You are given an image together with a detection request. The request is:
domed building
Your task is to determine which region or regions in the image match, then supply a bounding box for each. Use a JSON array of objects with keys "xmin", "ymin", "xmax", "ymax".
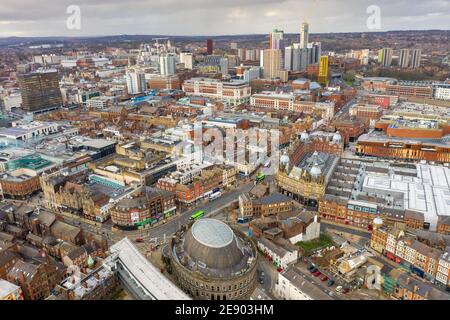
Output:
[
  {"xmin": 300, "ymin": 131, "xmax": 310, "ymax": 142},
  {"xmin": 169, "ymin": 219, "xmax": 257, "ymax": 300},
  {"xmin": 332, "ymin": 131, "xmax": 342, "ymax": 144}
]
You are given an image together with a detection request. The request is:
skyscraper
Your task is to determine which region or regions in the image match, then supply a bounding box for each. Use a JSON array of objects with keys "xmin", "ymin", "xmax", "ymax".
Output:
[
  {"xmin": 219, "ymin": 58, "xmax": 229, "ymax": 75},
  {"xmin": 180, "ymin": 51, "xmax": 193, "ymax": 69},
  {"xmin": 262, "ymin": 49, "xmax": 281, "ymax": 80},
  {"xmin": 160, "ymin": 53, "xmax": 176, "ymax": 76},
  {"xmin": 410, "ymin": 49, "xmax": 422, "ymax": 69},
  {"xmin": 269, "ymin": 29, "xmax": 284, "ymax": 50},
  {"xmin": 300, "ymin": 22, "xmax": 309, "ymax": 49},
  {"xmin": 318, "ymin": 55, "xmax": 329, "ymax": 85},
  {"xmin": 18, "ymin": 69, "xmax": 62, "ymax": 112},
  {"xmin": 308, "ymin": 42, "xmax": 322, "ymax": 65},
  {"xmin": 379, "ymin": 48, "xmax": 393, "ymax": 67},
  {"xmin": 125, "ymin": 70, "xmax": 147, "ymax": 95},
  {"xmin": 269, "ymin": 29, "xmax": 285, "ymax": 68},
  {"xmin": 284, "ymin": 46, "xmax": 293, "ymax": 71},
  {"xmin": 398, "ymin": 49, "xmax": 410, "ymax": 68},
  {"xmin": 245, "ymin": 49, "xmax": 256, "ymax": 61},
  {"xmin": 238, "ymin": 48, "xmax": 246, "ymax": 61},
  {"xmin": 207, "ymin": 39, "xmax": 213, "ymax": 55}
]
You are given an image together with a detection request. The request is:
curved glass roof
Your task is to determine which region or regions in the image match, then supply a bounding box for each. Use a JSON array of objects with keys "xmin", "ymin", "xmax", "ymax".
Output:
[{"xmin": 191, "ymin": 219, "xmax": 233, "ymax": 248}]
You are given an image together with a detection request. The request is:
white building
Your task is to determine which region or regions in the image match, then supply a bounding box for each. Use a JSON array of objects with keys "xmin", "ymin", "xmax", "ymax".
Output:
[
  {"xmin": 436, "ymin": 249, "xmax": 450, "ymax": 287},
  {"xmin": 86, "ymin": 96, "xmax": 117, "ymax": 109},
  {"xmin": 160, "ymin": 53, "xmax": 176, "ymax": 76},
  {"xmin": 257, "ymin": 237, "xmax": 298, "ymax": 270},
  {"xmin": 362, "ymin": 164, "xmax": 450, "ymax": 232},
  {"xmin": 125, "ymin": 71, "xmax": 147, "ymax": 95},
  {"xmin": 179, "ymin": 52, "xmax": 193, "ymax": 69},
  {"xmin": 243, "ymin": 67, "xmax": 261, "ymax": 83},
  {"xmin": 2, "ymin": 93, "xmax": 22, "ymax": 111},
  {"xmin": 433, "ymin": 83, "xmax": 450, "ymax": 101},
  {"xmin": 287, "ymin": 215, "xmax": 321, "ymax": 244},
  {"xmin": 0, "ymin": 121, "xmax": 59, "ymax": 141},
  {"xmin": 274, "ymin": 267, "xmax": 332, "ymax": 300},
  {"xmin": 182, "ymin": 77, "xmax": 251, "ymax": 106}
]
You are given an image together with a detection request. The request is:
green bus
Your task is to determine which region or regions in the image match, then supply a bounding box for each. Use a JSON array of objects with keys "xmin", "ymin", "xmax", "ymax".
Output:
[
  {"xmin": 256, "ymin": 173, "xmax": 265, "ymax": 183},
  {"xmin": 190, "ymin": 211, "xmax": 205, "ymax": 220}
]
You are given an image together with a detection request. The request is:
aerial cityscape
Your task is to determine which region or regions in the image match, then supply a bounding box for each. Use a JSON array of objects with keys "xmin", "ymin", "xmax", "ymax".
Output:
[{"xmin": 1, "ymin": 0, "xmax": 450, "ymax": 305}]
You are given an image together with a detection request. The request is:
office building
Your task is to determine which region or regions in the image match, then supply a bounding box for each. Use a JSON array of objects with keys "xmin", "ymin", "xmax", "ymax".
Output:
[
  {"xmin": 219, "ymin": 58, "xmax": 229, "ymax": 75},
  {"xmin": 238, "ymin": 48, "xmax": 246, "ymax": 61},
  {"xmin": 269, "ymin": 29, "xmax": 285, "ymax": 68},
  {"xmin": 433, "ymin": 83, "xmax": 450, "ymax": 101},
  {"xmin": 245, "ymin": 49, "xmax": 257, "ymax": 61},
  {"xmin": 18, "ymin": 69, "xmax": 63, "ymax": 113},
  {"xmin": 182, "ymin": 77, "xmax": 251, "ymax": 106},
  {"xmin": 207, "ymin": 39, "xmax": 213, "ymax": 55},
  {"xmin": 125, "ymin": 70, "xmax": 147, "ymax": 95},
  {"xmin": 285, "ymin": 44, "xmax": 307, "ymax": 71},
  {"xmin": 318, "ymin": 55, "xmax": 329, "ymax": 85},
  {"xmin": 269, "ymin": 29, "xmax": 284, "ymax": 50},
  {"xmin": 160, "ymin": 53, "xmax": 176, "ymax": 76},
  {"xmin": 284, "ymin": 46, "xmax": 293, "ymax": 71},
  {"xmin": 307, "ymin": 42, "xmax": 322, "ymax": 65},
  {"xmin": 300, "ymin": 22, "xmax": 309, "ymax": 49},
  {"xmin": 379, "ymin": 48, "xmax": 393, "ymax": 67},
  {"xmin": 262, "ymin": 49, "xmax": 282, "ymax": 80},
  {"xmin": 243, "ymin": 67, "xmax": 261, "ymax": 83},
  {"xmin": 180, "ymin": 51, "xmax": 193, "ymax": 69}
]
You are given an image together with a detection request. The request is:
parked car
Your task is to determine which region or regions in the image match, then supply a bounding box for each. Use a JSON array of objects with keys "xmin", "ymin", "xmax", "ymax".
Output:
[
  {"xmin": 135, "ymin": 237, "xmax": 144, "ymax": 243},
  {"xmin": 313, "ymin": 271, "xmax": 322, "ymax": 277},
  {"xmin": 320, "ymin": 275, "xmax": 329, "ymax": 282},
  {"xmin": 342, "ymin": 288, "xmax": 350, "ymax": 294},
  {"xmin": 335, "ymin": 286, "xmax": 343, "ymax": 292},
  {"xmin": 307, "ymin": 265, "xmax": 315, "ymax": 271},
  {"xmin": 327, "ymin": 279, "xmax": 335, "ymax": 287},
  {"xmin": 309, "ymin": 267, "xmax": 318, "ymax": 273}
]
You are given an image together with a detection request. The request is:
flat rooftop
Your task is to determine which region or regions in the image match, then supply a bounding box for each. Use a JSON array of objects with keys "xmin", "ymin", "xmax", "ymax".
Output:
[{"xmin": 363, "ymin": 164, "xmax": 450, "ymax": 231}]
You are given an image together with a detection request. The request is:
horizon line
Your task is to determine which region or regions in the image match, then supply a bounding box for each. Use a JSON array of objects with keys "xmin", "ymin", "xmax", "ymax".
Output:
[{"xmin": 1, "ymin": 29, "xmax": 449, "ymax": 40}]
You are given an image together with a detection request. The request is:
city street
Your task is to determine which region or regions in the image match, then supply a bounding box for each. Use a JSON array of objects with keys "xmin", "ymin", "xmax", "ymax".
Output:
[{"xmin": 110, "ymin": 180, "xmax": 256, "ymax": 244}]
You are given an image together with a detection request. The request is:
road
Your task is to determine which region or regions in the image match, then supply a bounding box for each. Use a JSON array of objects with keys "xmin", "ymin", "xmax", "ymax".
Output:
[
  {"xmin": 334, "ymin": 98, "xmax": 356, "ymax": 120},
  {"xmin": 111, "ymin": 180, "xmax": 256, "ymax": 243}
]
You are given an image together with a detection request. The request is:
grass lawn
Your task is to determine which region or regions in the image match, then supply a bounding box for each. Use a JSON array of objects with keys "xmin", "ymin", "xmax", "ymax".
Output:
[{"xmin": 296, "ymin": 234, "xmax": 334, "ymax": 256}]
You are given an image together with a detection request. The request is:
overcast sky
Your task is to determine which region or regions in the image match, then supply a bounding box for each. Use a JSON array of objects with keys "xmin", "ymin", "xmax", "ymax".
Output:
[{"xmin": 0, "ymin": 0, "xmax": 449, "ymax": 37}]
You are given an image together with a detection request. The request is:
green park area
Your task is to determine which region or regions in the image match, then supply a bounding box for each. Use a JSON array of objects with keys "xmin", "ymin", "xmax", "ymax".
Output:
[{"xmin": 296, "ymin": 234, "xmax": 334, "ymax": 256}]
